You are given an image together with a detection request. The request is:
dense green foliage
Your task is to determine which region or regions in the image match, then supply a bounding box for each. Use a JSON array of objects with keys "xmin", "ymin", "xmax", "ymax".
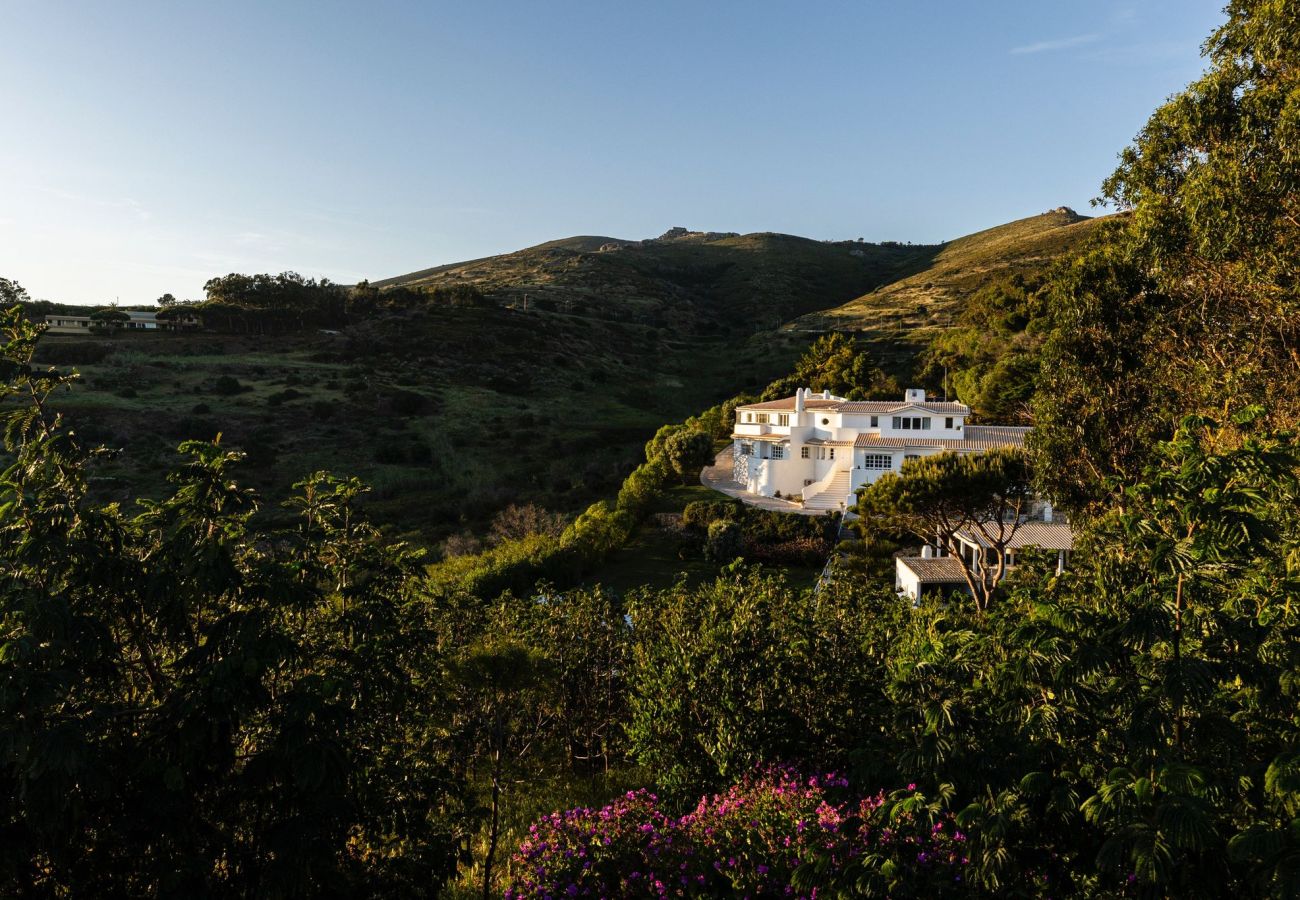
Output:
[
  {"xmin": 3, "ymin": 4, "xmax": 1299, "ymax": 896},
  {"xmin": 1032, "ymin": 0, "xmax": 1300, "ymax": 512},
  {"xmin": 856, "ymin": 448, "xmax": 1034, "ymax": 608},
  {"xmin": 919, "ymin": 274, "xmax": 1045, "ymax": 420},
  {"xmin": 761, "ymin": 333, "xmax": 900, "ymax": 401},
  {"xmin": 0, "ymin": 308, "xmax": 466, "ymax": 896}
]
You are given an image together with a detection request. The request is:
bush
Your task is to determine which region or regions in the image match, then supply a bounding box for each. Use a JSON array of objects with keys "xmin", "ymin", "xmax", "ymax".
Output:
[
  {"xmin": 682, "ymin": 499, "xmax": 743, "ymax": 529},
  {"xmin": 615, "ymin": 459, "xmax": 671, "ymax": 515},
  {"xmin": 309, "ymin": 400, "xmax": 334, "ymax": 420},
  {"xmin": 266, "ymin": 388, "xmax": 302, "ymax": 406},
  {"xmin": 703, "ymin": 519, "xmax": 742, "ymax": 563},
  {"xmin": 33, "ymin": 341, "xmax": 113, "ymax": 365},
  {"xmin": 374, "ymin": 435, "xmax": 432, "ymax": 466},
  {"xmin": 506, "ymin": 769, "xmax": 969, "ymax": 898},
  {"xmin": 213, "ymin": 375, "xmax": 242, "ymax": 396},
  {"xmin": 191, "ymin": 403, "xmax": 211, "ymax": 415},
  {"xmin": 387, "ymin": 388, "xmax": 428, "ymax": 415}
]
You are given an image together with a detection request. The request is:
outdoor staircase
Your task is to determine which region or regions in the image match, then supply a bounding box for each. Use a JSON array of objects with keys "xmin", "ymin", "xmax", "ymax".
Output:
[{"xmin": 801, "ymin": 471, "xmax": 851, "ymax": 511}]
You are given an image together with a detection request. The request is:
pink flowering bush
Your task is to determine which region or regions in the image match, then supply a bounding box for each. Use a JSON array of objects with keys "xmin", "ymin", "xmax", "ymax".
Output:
[{"xmin": 504, "ymin": 768, "xmax": 969, "ymax": 898}]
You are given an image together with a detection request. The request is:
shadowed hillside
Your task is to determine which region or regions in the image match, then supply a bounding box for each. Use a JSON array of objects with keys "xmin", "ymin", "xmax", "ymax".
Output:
[{"xmin": 375, "ymin": 228, "xmax": 937, "ymax": 332}]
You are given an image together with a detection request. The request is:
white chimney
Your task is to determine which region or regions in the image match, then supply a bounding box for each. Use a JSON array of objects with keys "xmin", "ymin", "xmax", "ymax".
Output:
[
  {"xmin": 794, "ymin": 388, "xmax": 805, "ymax": 416},
  {"xmin": 822, "ymin": 389, "xmax": 831, "ymax": 400},
  {"xmin": 1042, "ymin": 502, "xmax": 1054, "ymax": 523},
  {"xmin": 921, "ymin": 545, "xmax": 934, "ymax": 559},
  {"xmin": 905, "ymin": 387, "xmax": 926, "ymax": 403}
]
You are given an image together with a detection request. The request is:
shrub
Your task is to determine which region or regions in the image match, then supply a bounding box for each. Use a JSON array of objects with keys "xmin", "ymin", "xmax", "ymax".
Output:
[
  {"xmin": 506, "ymin": 768, "xmax": 969, "ymax": 898},
  {"xmin": 703, "ymin": 519, "xmax": 742, "ymax": 563},
  {"xmin": 266, "ymin": 388, "xmax": 302, "ymax": 406},
  {"xmin": 387, "ymin": 388, "xmax": 428, "ymax": 415},
  {"xmin": 191, "ymin": 403, "xmax": 211, "ymax": 415},
  {"xmin": 374, "ymin": 435, "xmax": 432, "ymax": 466},
  {"xmin": 682, "ymin": 499, "xmax": 743, "ymax": 529},
  {"xmin": 213, "ymin": 375, "xmax": 242, "ymax": 396},
  {"xmin": 309, "ymin": 400, "xmax": 334, "ymax": 420},
  {"xmin": 33, "ymin": 341, "xmax": 113, "ymax": 365}
]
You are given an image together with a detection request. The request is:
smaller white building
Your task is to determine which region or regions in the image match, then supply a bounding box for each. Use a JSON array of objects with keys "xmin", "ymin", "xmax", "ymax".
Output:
[
  {"xmin": 895, "ymin": 519, "xmax": 1075, "ymax": 601},
  {"xmin": 731, "ymin": 387, "xmax": 1028, "ymax": 510}
]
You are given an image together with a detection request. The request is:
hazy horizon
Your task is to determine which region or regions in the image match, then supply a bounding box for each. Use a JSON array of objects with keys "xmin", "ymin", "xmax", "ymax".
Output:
[{"xmin": 2, "ymin": 0, "xmax": 1225, "ymax": 305}]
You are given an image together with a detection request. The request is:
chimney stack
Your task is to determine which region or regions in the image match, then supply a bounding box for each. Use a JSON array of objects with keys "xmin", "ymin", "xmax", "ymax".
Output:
[
  {"xmin": 905, "ymin": 387, "xmax": 926, "ymax": 403},
  {"xmin": 794, "ymin": 388, "xmax": 806, "ymax": 415}
]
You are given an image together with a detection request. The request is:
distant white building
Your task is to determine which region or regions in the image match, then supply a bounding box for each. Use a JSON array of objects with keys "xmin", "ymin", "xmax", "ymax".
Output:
[
  {"xmin": 731, "ymin": 387, "xmax": 1029, "ymax": 510},
  {"xmin": 43, "ymin": 310, "xmax": 200, "ymax": 334}
]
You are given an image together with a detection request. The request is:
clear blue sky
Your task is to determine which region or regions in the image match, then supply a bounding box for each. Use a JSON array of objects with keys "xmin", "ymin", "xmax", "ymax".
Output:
[{"xmin": 1, "ymin": 0, "xmax": 1226, "ymax": 304}]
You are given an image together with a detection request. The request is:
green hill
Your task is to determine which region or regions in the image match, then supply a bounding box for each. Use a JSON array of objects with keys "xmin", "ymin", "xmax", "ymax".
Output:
[
  {"xmin": 375, "ymin": 227, "xmax": 935, "ymax": 332},
  {"xmin": 34, "ymin": 214, "xmax": 1097, "ymax": 550},
  {"xmin": 787, "ymin": 208, "xmax": 1109, "ymax": 347}
]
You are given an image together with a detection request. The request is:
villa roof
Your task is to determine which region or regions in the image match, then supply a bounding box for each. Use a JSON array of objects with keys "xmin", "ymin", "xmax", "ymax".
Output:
[
  {"xmin": 839, "ymin": 400, "xmax": 970, "ymax": 414},
  {"xmin": 853, "ymin": 425, "xmax": 1029, "ymax": 452},
  {"xmin": 897, "ymin": 556, "xmax": 969, "ymax": 583},
  {"xmin": 737, "ymin": 397, "xmax": 842, "ymax": 411},
  {"xmin": 960, "ymin": 521, "xmax": 1075, "ymax": 552},
  {"xmin": 736, "ymin": 394, "xmax": 970, "ymax": 415}
]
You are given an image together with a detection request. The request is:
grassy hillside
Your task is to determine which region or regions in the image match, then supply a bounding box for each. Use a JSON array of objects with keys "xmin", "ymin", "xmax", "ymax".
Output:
[
  {"xmin": 375, "ymin": 228, "xmax": 936, "ymax": 332},
  {"xmin": 42, "ymin": 225, "xmax": 927, "ymax": 547},
  {"xmin": 39, "ymin": 311, "xmax": 818, "ymax": 546},
  {"xmin": 34, "ymin": 214, "xmax": 1097, "ymax": 551},
  {"xmin": 787, "ymin": 208, "xmax": 1110, "ymax": 362}
]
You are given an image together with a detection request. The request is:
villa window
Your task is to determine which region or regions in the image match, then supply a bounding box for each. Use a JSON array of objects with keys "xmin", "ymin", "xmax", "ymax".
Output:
[
  {"xmin": 862, "ymin": 454, "xmax": 892, "ymax": 469},
  {"xmin": 892, "ymin": 416, "xmax": 928, "ymax": 430},
  {"xmin": 828, "ymin": 448, "xmax": 835, "ymax": 460},
  {"xmin": 777, "ymin": 413, "xmax": 790, "ymax": 426},
  {"xmin": 756, "ymin": 413, "xmax": 769, "ymax": 424},
  {"xmin": 740, "ymin": 442, "xmax": 754, "ymax": 456},
  {"xmin": 744, "ymin": 413, "xmax": 753, "ymax": 423},
  {"xmin": 905, "ymin": 454, "xmax": 920, "ymax": 462},
  {"xmin": 801, "ymin": 447, "xmax": 810, "ymax": 459},
  {"xmin": 870, "ymin": 415, "xmax": 878, "ymax": 427},
  {"xmin": 945, "ymin": 416, "xmax": 954, "ymax": 429},
  {"xmin": 771, "ymin": 445, "xmax": 785, "ymax": 460}
]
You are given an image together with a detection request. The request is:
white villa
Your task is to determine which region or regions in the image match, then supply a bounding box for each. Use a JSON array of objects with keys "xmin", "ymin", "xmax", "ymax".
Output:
[
  {"xmin": 728, "ymin": 386, "xmax": 1074, "ymax": 599},
  {"xmin": 731, "ymin": 387, "xmax": 1029, "ymax": 510}
]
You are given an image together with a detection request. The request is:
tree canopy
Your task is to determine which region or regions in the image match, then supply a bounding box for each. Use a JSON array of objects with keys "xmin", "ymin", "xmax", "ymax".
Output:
[{"xmin": 856, "ymin": 448, "xmax": 1034, "ymax": 608}]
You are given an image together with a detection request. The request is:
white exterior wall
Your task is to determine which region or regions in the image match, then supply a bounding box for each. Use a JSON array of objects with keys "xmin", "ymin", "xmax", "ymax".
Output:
[
  {"xmin": 732, "ymin": 389, "xmax": 998, "ymax": 503},
  {"xmin": 896, "ymin": 562, "xmax": 921, "ymax": 600},
  {"xmin": 842, "ymin": 408, "xmax": 967, "ymax": 440},
  {"xmin": 733, "ymin": 441, "xmax": 814, "ymax": 497}
]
